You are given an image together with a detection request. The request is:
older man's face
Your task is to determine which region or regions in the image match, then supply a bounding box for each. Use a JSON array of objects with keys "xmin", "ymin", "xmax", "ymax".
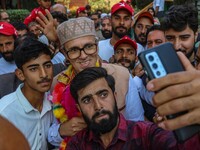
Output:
[{"xmin": 63, "ymin": 35, "xmax": 99, "ymax": 73}]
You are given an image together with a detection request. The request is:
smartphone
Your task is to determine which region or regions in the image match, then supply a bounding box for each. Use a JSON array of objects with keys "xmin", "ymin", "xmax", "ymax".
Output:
[{"xmin": 138, "ymin": 42, "xmax": 200, "ymax": 142}]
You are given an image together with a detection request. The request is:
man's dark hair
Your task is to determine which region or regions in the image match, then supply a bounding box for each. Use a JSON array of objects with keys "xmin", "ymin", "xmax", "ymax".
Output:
[
  {"xmin": 12, "ymin": 22, "xmax": 28, "ymax": 31},
  {"xmin": 14, "ymin": 36, "xmax": 51, "ymax": 70},
  {"xmin": 146, "ymin": 25, "xmax": 164, "ymax": 38},
  {"xmin": 161, "ymin": 4, "xmax": 198, "ymax": 33},
  {"xmin": 51, "ymin": 11, "xmax": 68, "ymax": 24},
  {"xmin": 91, "ymin": 12, "xmax": 101, "ymax": 19},
  {"xmin": 70, "ymin": 67, "xmax": 115, "ymax": 103}
]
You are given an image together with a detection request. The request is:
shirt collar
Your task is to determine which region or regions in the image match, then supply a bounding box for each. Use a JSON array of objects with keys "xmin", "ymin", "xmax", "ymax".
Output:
[{"xmin": 16, "ymin": 84, "xmax": 52, "ymax": 114}]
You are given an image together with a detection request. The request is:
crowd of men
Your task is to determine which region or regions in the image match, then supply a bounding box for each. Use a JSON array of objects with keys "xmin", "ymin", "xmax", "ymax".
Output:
[{"xmin": 0, "ymin": 0, "xmax": 200, "ymax": 149}]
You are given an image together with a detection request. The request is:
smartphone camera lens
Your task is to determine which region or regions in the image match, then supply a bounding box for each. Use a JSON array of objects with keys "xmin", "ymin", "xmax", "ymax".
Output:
[
  {"xmin": 156, "ymin": 71, "xmax": 161, "ymax": 76},
  {"xmin": 148, "ymin": 55, "xmax": 154, "ymax": 61},
  {"xmin": 152, "ymin": 63, "xmax": 158, "ymax": 69}
]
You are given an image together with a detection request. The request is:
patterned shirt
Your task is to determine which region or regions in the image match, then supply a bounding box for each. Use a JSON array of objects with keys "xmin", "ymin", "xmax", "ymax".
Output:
[{"xmin": 66, "ymin": 115, "xmax": 200, "ymax": 150}]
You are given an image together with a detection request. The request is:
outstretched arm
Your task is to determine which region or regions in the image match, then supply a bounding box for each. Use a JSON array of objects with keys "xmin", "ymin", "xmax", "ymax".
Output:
[{"xmin": 147, "ymin": 52, "xmax": 200, "ymax": 130}]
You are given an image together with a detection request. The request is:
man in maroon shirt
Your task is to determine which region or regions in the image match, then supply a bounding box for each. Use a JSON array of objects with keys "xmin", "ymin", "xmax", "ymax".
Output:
[{"xmin": 68, "ymin": 67, "xmax": 200, "ymax": 150}]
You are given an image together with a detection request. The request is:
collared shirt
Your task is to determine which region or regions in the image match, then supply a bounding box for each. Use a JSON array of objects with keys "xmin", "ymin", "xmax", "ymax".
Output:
[
  {"xmin": 0, "ymin": 84, "xmax": 54, "ymax": 150},
  {"xmin": 0, "ymin": 58, "xmax": 16, "ymax": 75},
  {"xmin": 66, "ymin": 114, "xmax": 200, "ymax": 150}
]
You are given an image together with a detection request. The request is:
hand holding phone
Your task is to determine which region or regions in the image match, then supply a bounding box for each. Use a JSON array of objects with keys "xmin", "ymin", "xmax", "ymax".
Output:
[{"xmin": 138, "ymin": 42, "xmax": 200, "ymax": 142}]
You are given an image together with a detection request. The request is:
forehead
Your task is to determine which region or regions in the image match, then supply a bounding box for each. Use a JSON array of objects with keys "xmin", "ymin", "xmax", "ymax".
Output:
[
  {"xmin": 116, "ymin": 43, "xmax": 135, "ymax": 50},
  {"xmin": 148, "ymin": 30, "xmax": 165, "ymax": 39},
  {"xmin": 102, "ymin": 18, "xmax": 110, "ymax": 24},
  {"xmin": 64, "ymin": 35, "xmax": 96, "ymax": 48},
  {"xmin": 0, "ymin": 34, "xmax": 14, "ymax": 42},
  {"xmin": 165, "ymin": 25, "xmax": 194, "ymax": 36},
  {"xmin": 112, "ymin": 9, "xmax": 131, "ymax": 17},
  {"xmin": 22, "ymin": 53, "xmax": 51, "ymax": 67},
  {"xmin": 136, "ymin": 17, "xmax": 153, "ymax": 26},
  {"xmin": 78, "ymin": 78, "xmax": 110, "ymax": 98}
]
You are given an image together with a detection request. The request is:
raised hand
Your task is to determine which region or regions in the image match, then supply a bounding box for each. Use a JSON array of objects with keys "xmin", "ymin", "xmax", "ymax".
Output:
[{"xmin": 36, "ymin": 9, "xmax": 58, "ymax": 42}]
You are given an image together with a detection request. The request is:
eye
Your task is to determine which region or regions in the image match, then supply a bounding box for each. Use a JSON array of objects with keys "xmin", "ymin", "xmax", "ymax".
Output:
[
  {"xmin": 82, "ymin": 97, "xmax": 91, "ymax": 104},
  {"xmin": 180, "ymin": 35, "xmax": 190, "ymax": 41},
  {"xmin": 29, "ymin": 67, "xmax": 37, "ymax": 72},
  {"xmin": 99, "ymin": 91, "xmax": 108, "ymax": 98},
  {"xmin": 68, "ymin": 48, "xmax": 79, "ymax": 54},
  {"xmin": 45, "ymin": 63, "xmax": 52, "ymax": 69},
  {"xmin": 116, "ymin": 49, "xmax": 123, "ymax": 54},
  {"xmin": 166, "ymin": 36, "xmax": 174, "ymax": 41},
  {"xmin": 85, "ymin": 44, "xmax": 94, "ymax": 49}
]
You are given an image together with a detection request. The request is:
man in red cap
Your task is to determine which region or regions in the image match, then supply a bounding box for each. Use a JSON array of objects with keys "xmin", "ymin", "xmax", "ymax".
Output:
[
  {"xmin": 76, "ymin": 6, "xmax": 88, "ymax": 18},
  {"xmin": 0, "ymin": 22, "xmax": 17, "ymax": 75},
  {"xmin": 133, "ymin": 12, "xmax": 154, "ymax": 48},
  {"xmin": 114, "ymin": 35, "xmax": 137, "ymax": 71},
  {"xmin": 98, "ymin": 1, "xmax": 144, "ymax": 62}
]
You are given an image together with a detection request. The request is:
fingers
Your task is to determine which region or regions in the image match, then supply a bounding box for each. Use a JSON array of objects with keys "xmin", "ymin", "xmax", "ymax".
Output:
[
  {"xmin": 158, "ymin": 108, "xmax": 200, "ymax": 130},
  {"xmin": 153, "ymin": 78, "xmax": 196, "ymax": 106},
  {"xmin": 177, "ymin": 52, "xmax": 195, "ymax": 71},
  {"xmin": 156, "ymin": 94, "xmax": 199, "ymax": 116}
]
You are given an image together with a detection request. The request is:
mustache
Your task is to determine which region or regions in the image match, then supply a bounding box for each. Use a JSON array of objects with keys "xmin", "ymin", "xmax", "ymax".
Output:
[
  {"xmin": 138, "ymin": 33, "xmax": 146, "ymax": 38},
  {"xmin": 115, "ymin": 26, "xmax": 127, "ymax": 31},
  {"xmin": 2, "ymin": 51, "xmax": 13, "ymax": 55},
  {"xmin": 37, "ymin": 77, "xmax": 51, "ymax": 84},
  {"xmin": 177, "ymin": 49, "xmax": 187, "ymax": 54},
  {"xmin": 118, "ymin": 58, "xmax": 131, "ymax": 64},
  {"xmin": 92, "ymin": 109, "xmax": 110, "ymax": 120}
]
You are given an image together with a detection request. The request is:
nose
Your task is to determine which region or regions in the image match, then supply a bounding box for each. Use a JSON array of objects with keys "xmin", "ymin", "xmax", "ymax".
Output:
[
  {"xmin": 2, "ymin": 45, "xmax": 8, "ymax": 52},
  {"xmin": 93, "ymin": 98, "xmax": 102, "ymax": 111},
  {"xmin": 122, "ymin": 51, "xmax": 128, "ymax": 58},
  {"xmin": 173, "ymin": 38, "xmax": 182, "ymax": 51},
  {"xmin": 40, "ymin": 67, "xmax": 47, "ymax": 78},
  {"xmin": 79, "ymin": 49, "xmax": 88, "ymax": 59},
  {"xmin": 119, "ymin": 18, "xmax": 124, "ymax": 25},
  {"xmin": 141, "ymin": 27, "xmax": 146, "ymax": 34}
]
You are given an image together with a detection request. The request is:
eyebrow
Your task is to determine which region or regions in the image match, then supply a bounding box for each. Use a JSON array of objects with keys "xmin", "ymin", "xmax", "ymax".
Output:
[
  {"xmin": 80, "ymin": 89, "xmax": 108, "ymax": 101},
  {"xmin": 26, "ymin": 60, "xmax": 52, "ymax": 68}
]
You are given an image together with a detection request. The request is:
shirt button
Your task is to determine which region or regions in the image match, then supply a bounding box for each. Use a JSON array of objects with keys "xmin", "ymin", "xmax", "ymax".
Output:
[{"xmin": 39, "ymin": 133, "xmax": 42, "ymax": 136}]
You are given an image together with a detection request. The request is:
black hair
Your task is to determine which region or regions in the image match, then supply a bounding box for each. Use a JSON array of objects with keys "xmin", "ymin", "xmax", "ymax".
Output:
[
  {"xmin": 70, "ymin": 67, "xmax": 115, "ymax": 103},
  {"xmin": 161, "ymin": 4, "xmax": 198, "ymax": 33},
  {"xmin": 51, "ymin": 11, "xmax": 68, "ymax": 24},
  {"xmin": 11, "ymin": 22, "xmax": 28, "ymax": 31},
  {"xmin": 147, "ymin": 7, "xmax": 155, "ymax": 17},
  {"xmin": 14, "ymin": 36, "xmax": 51, "ymax": 70},
  {"xmin": 91, "ymin": 12, "xmax": 101, "ymax": 19},
  {"xmin": 146, "ymin": 25, "xmax": 164, "ymax": 37}
]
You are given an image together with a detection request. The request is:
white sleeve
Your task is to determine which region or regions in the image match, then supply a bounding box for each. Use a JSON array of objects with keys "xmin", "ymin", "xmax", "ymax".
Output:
[
  {"xmin": 48, "ymin": 116, "xmax": 63, "ymax": 147},
  {"xmin": 124, "ymin": 75, "xmax": 145, "ymax": 121},
  {"xmin": 133, "ymin": 76, "xmax": 155, "ymax": 105}
]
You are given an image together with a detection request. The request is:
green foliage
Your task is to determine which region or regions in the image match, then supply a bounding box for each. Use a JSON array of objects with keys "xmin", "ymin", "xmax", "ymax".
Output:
[
  {"xmin": 88, "ymin": 0, "xmax": 111, "ymax": 13},
  {"xmin": 7, "ymin": 9, "xmax": 30, "ymax": 23},
  {"xmin": 133, "ymin": 0, "xmax": 152, "ymax": 10}
]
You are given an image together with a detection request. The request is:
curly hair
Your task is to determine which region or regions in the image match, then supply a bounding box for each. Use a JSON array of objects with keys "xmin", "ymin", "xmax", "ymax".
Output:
[{"xmin": 161, "ymin": 4, "xmax": 198, "ymax": 33}]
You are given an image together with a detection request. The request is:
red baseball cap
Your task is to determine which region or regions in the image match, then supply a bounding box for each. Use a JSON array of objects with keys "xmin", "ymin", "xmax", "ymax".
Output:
[
  {"xmin": 114, "ymin": 36, "xmax": 137, "ymax": 52},
  {"xmin": 0, "ymin": 22, "xmax": 17, "ymax": 36},
  {"xmin": 136, "ymin": 12, "xmax": 154, "ymax": 24},
  {"xmin": 111, "ymin": 2, "xmax": 134, "ymax": 16},
  {"xmin": 76, "ymin": 6, "xmax": 86, "ymax": 17}
]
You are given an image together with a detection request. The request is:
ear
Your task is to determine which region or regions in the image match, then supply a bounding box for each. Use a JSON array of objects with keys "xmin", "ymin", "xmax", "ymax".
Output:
[
  {"xmin": 76, "ymin": 104, "xmax": 81, "ymax": 112},
  {"xmin": 195, "ymin": 31, "xmax": 198, "ymax": 42},
  {"xmin": 135, "ymin": 56, "xmax": 138, "ymax": 62},
  {"xmin": 15, "ymin": 69, "xmax": 25, "ymax": 81}
]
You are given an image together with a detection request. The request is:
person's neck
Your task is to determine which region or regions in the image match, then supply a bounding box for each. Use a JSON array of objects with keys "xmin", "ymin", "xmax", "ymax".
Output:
[
  {"xmin": 100, "ymin": 117, "xmax": 119, "ymax": 148},
  {"xmin": 21, "ymin": 84, "xmax": 45, "ymax": 112},
  {"xmin": 110, "ymin": 34, "xmax": 120, "ymax": 46}
]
